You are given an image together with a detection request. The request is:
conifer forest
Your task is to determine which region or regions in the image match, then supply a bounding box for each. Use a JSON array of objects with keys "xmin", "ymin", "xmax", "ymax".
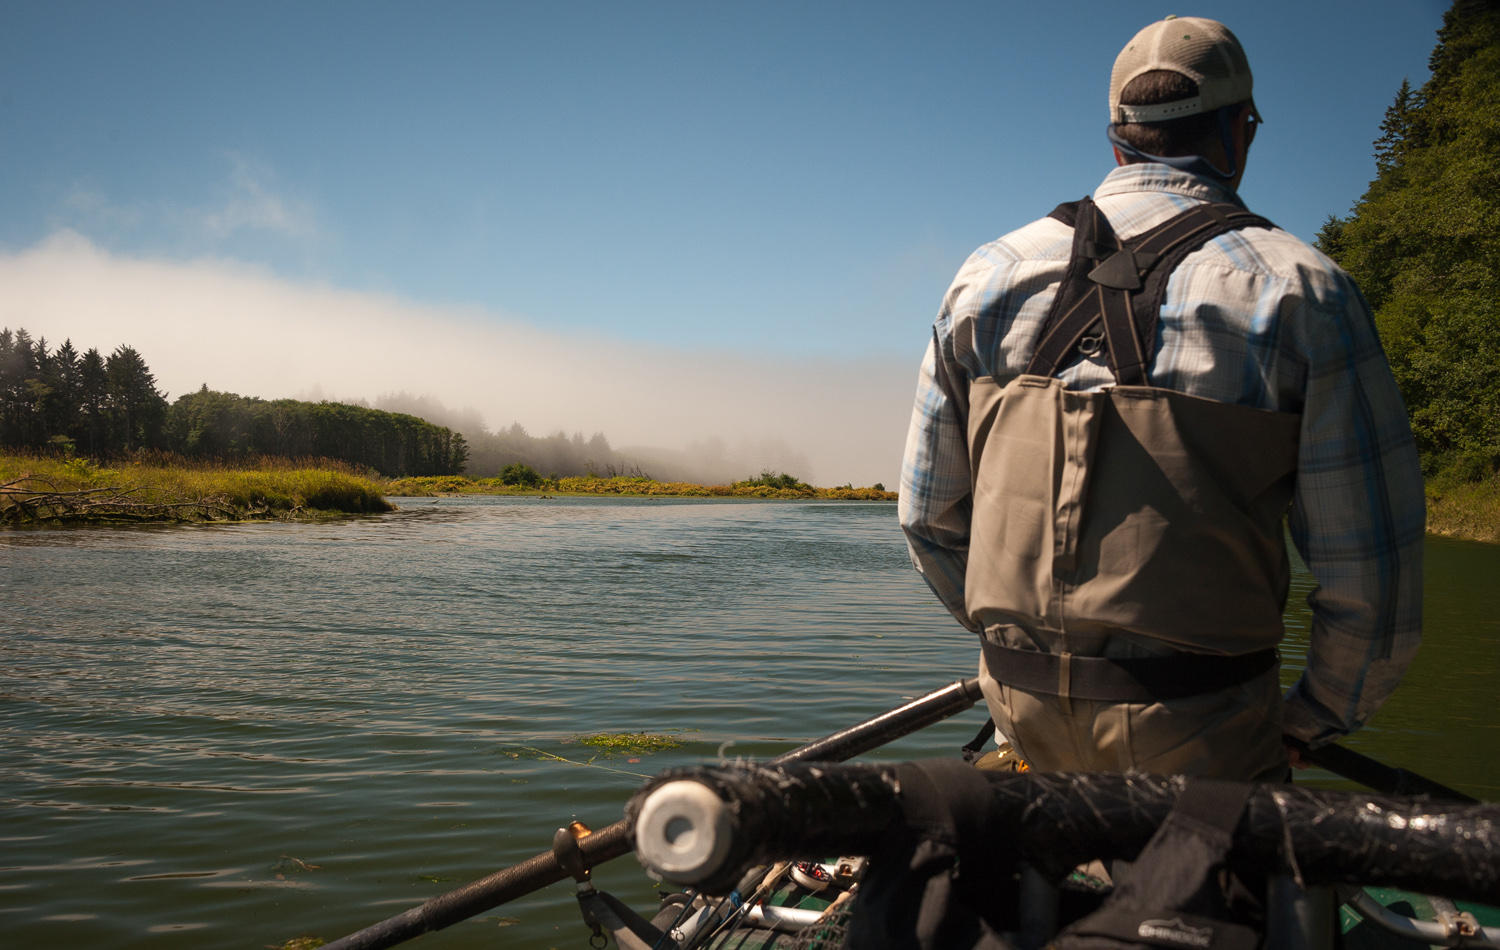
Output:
[{"xmin": 0, "ymin": 328, "xmax": 467, "ymax": 477}]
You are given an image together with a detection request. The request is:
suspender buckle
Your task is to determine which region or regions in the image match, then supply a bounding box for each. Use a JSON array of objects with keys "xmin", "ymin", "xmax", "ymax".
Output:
[{"xmin": 1088, "ymin": 248, "xmax": 1146, "ymax": 291}]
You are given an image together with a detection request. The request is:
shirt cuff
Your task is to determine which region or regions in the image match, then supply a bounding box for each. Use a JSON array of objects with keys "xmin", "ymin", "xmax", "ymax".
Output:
[{"xmin": 1280, "ymin": 680, "xmax": 1346, "ymax": 746}]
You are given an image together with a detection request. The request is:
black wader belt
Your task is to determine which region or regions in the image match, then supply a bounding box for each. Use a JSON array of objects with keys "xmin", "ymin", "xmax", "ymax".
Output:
[
  {"xmin": 1029, "ymin": 198, "xmax": 1276, "ymax": 385},
  {"xmin": 982, "ymin": 641, "xmax": 1277, "ymax": 703}
]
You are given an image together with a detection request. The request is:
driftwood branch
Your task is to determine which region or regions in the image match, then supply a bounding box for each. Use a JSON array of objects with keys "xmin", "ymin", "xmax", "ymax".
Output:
[{"xmin": 1, "ymin": 475, "xmax": 240, "ymax": 525}]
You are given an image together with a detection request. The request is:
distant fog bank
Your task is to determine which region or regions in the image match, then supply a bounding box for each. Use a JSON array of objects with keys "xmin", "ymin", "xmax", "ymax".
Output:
[
  {"xmin": 371, "ymin": 391, "xmax": 813, "ymax": 485},
  {"xmin": 1, "ymin": 234, "xmax": 916, "ymax": 487}
]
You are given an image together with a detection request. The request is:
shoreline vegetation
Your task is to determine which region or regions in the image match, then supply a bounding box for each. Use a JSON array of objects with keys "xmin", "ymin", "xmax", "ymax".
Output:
[
  {"xmin": 0, "ymin": 455, "xmax": 893, "ymax": 525},
  {"xmin": 7, "ymin": 451, "xmax": 1500, "ymax": 543},
  {"xmin": 1425, "ymin": 477, "xmax": 1500, "ymax": 544},
  {"xmin": 385, "ymin": 468, "xmax": 897, "ymax": 501},
  {"xmin": 0, "ymin": 453, "xmax": 393, "ymax": 525}
]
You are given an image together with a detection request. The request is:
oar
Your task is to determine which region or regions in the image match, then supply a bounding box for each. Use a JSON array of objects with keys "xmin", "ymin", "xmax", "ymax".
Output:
[
  {"xmin": 320, "ymin": 677, "xmax": 985, "ymax": 950},
  {"xmin": 1285, "ymin": 736, "xmax": 1478, "ymax": 804}
]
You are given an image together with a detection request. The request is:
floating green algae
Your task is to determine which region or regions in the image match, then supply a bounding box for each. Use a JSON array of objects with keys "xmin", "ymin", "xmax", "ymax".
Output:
[{"xmin": 572, "ymin": 732, "xmax": 683, "ymax": 754}]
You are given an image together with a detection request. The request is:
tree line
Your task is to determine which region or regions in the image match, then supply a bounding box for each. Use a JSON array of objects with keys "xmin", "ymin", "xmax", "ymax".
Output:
[
  {"xmin": 466, "ymin": 424, "xmax": 634, "ymax": 479},
  {"xmin": 373, "ymin": 391, "xmax": 644, "ymax": 479},
  {"xmin": 0, "ymin": 328, "xmax": 467, "ymax": 477},
  {"xmin": 1318, "ymin": 0, "xmax": 1500, "ymax": 481}
]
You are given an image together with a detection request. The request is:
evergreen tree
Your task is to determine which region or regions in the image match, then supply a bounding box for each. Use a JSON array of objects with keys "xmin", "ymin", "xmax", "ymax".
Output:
[
  {"xmin": 28, "ymin": 336, "xmax": 56, "ymax": 442},
  {"xmin": 104, "ymin": 345, "xmax": 167, "ymax": 451},
  {"xmin": 2, "ymin": 326, "xmax": 467, "ymax": 474},
  {"xmin": 1373, "ymin": 78, "xmax": 1420, "ymax": 177},
  {"xmin": 78, "ymin": 347, "xmax": 109, "ymax": 455},
  {"xmin": 1318, "ymin": 0, "xmax": 1500, "ymax": 476},
  {"xmin": 49, "ymin": 339, "xmax": 82, "ymax": 449},
  {"xmin": 0, "ymin": 329, "xmax": 41, "ymax": 447}
]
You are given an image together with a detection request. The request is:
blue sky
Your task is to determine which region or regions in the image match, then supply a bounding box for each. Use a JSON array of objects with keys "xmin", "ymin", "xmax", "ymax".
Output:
[{"xmin": 0, "ymin": 1, "xmax": 1449, "ymax": 482}]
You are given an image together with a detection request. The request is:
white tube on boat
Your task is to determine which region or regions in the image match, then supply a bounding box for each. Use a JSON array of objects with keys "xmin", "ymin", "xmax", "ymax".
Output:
[
  {"xmin": 634, "ymin": 780, "xmax": 734, "ymax": 885},
  {"xmin": 744, "ymin": 904, "xmax": 826, "ymax": 932}
]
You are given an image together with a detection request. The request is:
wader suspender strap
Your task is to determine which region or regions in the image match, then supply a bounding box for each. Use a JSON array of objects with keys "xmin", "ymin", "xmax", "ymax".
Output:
[
  {"xmin": 979, "ymin": 197, "xmax": 1283, "ymax": 708},
  {"xmin": 1027, "ymin": 198, "xmax": 1276, "ymax": 384}
]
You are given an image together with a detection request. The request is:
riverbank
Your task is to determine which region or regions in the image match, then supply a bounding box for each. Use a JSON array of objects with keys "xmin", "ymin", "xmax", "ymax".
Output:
[
  {"xmin": 0, "ymin": 454, "xmax": 393, "ymax": 524},
  {"xmin": 1426, "ymin": 477, "xmax": 1500, "ymax": 544},
  {"xmin": 10, "ymin": 454, "xmax": 1498, "ymax": 540},
  {"xmin": 385, "ymin": 473, "xmax": 899, "ymax": 501}
]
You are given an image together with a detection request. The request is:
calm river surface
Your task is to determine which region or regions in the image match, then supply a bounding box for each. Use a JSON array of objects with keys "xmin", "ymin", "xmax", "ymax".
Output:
[{"xmin": 2, "ymin": 496, "xmax": 1497, "ymax": 949}]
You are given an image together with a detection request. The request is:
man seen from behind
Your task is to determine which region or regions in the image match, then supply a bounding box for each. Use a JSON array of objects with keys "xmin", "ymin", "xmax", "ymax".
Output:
[{"xmin": 899, "ymin": 16, "xmax": 1424, "ymax": 782}]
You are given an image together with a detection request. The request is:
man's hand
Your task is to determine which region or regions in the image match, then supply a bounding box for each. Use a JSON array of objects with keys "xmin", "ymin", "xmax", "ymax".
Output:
[{"xmin": 1285, "ymin": 742, "xmax": 1309, "ymax": 770}]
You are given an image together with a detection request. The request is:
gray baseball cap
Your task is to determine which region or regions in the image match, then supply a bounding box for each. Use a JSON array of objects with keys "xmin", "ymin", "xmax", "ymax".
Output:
[{"xmin": 1109, "ymin": 16, "xmax": 1260, "ymax": 124}]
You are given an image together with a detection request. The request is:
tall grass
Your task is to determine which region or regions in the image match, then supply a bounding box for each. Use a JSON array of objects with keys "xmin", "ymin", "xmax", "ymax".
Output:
[
  {"xmin": 0, "ymin": 451, "xmax": 393, "ymax": 523},
  {"xmin": 1426, "ymin": 476, "xmax": 1500, "ymax": 544}
]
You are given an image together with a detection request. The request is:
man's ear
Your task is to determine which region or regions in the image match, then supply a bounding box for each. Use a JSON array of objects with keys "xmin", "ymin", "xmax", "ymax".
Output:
[
  {"xmin": 1113, "ymin": 145, "xmax": 1127, "ymax": 166},
  {"xmin": 1233, "ymin": 105, "xmax": 1256, "ymax": 162}
]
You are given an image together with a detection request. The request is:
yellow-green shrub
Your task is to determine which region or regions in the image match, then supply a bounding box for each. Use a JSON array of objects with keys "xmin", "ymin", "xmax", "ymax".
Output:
[{"xmin": 1, "ymin": 453, "xmax": 392, "ymax": 520}]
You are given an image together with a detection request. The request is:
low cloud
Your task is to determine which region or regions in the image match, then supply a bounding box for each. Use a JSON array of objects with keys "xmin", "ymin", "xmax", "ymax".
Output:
[
  {"xmin": 46, "ymin": 154, "xmax": 321, "ymax": 255},
  {"xmin": 0, "ymin": 233, "xmax": 918, "ymax": 486},
  {"xmin": 197, "ymin": 154, "xmax": 319, "ymax": 240}
]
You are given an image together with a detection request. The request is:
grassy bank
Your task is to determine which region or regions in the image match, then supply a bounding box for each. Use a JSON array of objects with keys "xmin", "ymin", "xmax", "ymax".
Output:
[
  {"xmin": 385, "ymin": 473, "xmax": 898, "ymax": 501},
  {"xmin": 1, "ymin": 453, "xmax": 394, "ymax": 525},
  {"xmin": 1426, "ymin": 476, "xmax": 1500, "ymax": 544},
  {"xmin": 17, "ymin": 453, "xmax": 1497, "ymax": 542}
]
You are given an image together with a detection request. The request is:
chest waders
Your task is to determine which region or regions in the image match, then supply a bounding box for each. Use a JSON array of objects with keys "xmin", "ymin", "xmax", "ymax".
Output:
[{"xmin": 966, "ymin": 197, "xmax": 1300, "ymax": 726}]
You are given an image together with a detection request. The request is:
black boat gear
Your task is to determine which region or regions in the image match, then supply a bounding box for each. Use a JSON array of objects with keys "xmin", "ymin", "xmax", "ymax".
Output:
[{"xmin": 1053, "ymin": 778, "xmax": 1263, "ymax": 950}]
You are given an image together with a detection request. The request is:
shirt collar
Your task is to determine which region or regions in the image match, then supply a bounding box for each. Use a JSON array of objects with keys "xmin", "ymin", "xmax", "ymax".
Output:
[{"xmin": 1093, "ymin": 163, "xmax": 1245, "ymax": 208}]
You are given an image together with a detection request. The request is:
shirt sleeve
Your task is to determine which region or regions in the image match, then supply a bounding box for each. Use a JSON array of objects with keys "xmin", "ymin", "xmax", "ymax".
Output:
[
  {"xmin": 899, "ymin": 322, "xmax": 978, "ymax": 632},
  {"xmin": 1281, "ymin": 276, "xmax": 1425, "ymax": 745}
]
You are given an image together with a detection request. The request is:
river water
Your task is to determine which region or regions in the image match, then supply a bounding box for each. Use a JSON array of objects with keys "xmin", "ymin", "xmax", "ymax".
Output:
[{"xmin": 1, "ymin": 496, "xmax": 1496, "ymax": 949}]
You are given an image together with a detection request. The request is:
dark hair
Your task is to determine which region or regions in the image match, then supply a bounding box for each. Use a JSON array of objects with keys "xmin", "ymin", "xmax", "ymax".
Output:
[{"xmin": 1114, "ymin": 70, "xmax": 1220, "ymax": 157}]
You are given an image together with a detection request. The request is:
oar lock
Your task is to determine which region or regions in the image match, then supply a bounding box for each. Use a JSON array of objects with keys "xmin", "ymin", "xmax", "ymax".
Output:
[
  {"xmin": 551, "ymin": 820, "xmax": 595, "ymax": 885},
  {"xmin": 553, "ymin": 821, "xmax": 611, "ymax": 949}
]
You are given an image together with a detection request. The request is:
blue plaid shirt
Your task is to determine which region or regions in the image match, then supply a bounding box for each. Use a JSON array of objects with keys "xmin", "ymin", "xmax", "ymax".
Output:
[{"xmin": 899, "ymin": 164, "xmax": 1424, "ymax": 744}]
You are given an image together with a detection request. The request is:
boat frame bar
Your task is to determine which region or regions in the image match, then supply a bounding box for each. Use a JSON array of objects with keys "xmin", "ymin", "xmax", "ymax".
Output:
[{"xmin": 1343, "ymin": 887, "xmax": 1500, "ymax": 947}]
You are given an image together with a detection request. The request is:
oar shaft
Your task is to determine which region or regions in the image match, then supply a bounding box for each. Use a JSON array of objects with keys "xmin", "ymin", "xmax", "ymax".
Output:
[
  {"xmin": 767, "ymin": 677, "xmax": 985, "ymax": 766},
  {"xmin": 322, "ymin": 825, "xmax": 632, "ymax": 950},
  {"xmin": 322, "ymin": 677, "xmax": 983, "ymax": 950},
  {"xmin": 1287, "ymin": 737, "xmax": 1477, "ymax": 804}
]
